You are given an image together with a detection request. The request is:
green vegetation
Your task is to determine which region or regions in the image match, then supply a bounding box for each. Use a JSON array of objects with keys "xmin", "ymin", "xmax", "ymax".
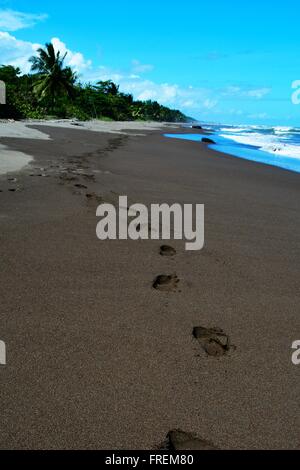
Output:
[{"xmin": 0, "ymin": 43, "xmax": 189, "ymax": 122}]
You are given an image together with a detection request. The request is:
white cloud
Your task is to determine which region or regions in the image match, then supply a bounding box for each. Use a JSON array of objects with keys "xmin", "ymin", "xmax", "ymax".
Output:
[
  {"xmin": 0, "ymin": 31, "xmax": 41, "ymax": 72},
  {"xmin": 72, "ymin": 64, "xmax": 217, "ymax": 114},
  {"xmin": 228, "ymin": 108, "xmax": 244, "ymax": 116},
  {"xmin": 0, "ymin": 34, "xmax": 92, "ymax": 74},
  {"xmin": 0, "ymin": 28, "xmax": 272, "ymax": 119},
  {"xmin": 245, "ymin": 88, "xmax": 271, "ymax": 99},
  {"xmin": 51, "ymin": 38, "xmax": 92, "ymax": 73},
  {"xmin": 222, "ymin": 85, "xmax": 271, "ymax": 99},
  {"xmin": 135, "ymin": 82, "xmax": 177, "ymax": 102},
  {"xmin": 0, "ymin": 9, "xmax": 47, "ymax": 32},
  {"xmin": 114, "ymin": 76, "xmax": 219, "ymax": 111},
  {"xmin": 0, "ymin": 35, "xmax": 224, "ymax": 114},
  {"xmin": 131, "ymin": 59, "xmax": 154, "ymax": 74},
  {"xmin": 203, "ymin": 51, "xmax": 229, "ymax": 61},
  {"xmin": 248, "ymin": 112, "xmax": 268, "ymax": 119},
  {"xmin": 83, "ymin": 65, "xmax": 125, "ymax": 84},
  {"xmin": 203, "ymin": 99, "xmax": 218, "ymax": 110}
]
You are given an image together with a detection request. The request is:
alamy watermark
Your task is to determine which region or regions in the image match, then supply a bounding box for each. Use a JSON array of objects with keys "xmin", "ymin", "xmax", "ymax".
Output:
[
  {"xmin": 0, "ymin": 80, "xmax": 6, "ymax": 105},
  {"xmin": 96, "ymin": 196, "xmax": 204, "ymax": 251},
  {"xmin": 0, "ymin": 340, "xmax": 6, "ymax": 365},
  {"xmin": 291, "ymin": 340, "xmax": 300, "ymax": 365},
  {"xmin": 291, "ymin": 80, "xmax": 300, "ymax": 104}
]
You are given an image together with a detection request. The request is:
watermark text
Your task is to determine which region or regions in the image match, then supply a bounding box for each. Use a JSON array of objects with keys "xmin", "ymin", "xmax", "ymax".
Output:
[
  {"xmin": 0, "ymin": 80, "xmax": 6, "ymax": 105},
  {"xmin": 0, "ymin": 340, "xmax": 6, "ymax": 365},
  {"xmin": 96, "ymin": 196, "xmax": 204, "ymax": 251},
  {"xmin": 291, "ymin": 340, "xmax": 300, "ymax": 365},
  {"xmin": 291, "ymin": 80, "xmax": 300, "ymax": 105}
]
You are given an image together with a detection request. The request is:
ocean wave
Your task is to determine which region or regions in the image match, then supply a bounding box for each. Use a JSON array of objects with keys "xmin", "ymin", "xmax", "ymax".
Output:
[
  {"xmin": 219, "ymin": 132, "xmax": 300, "ymax": 159},
  {"xmin": 273, "ymin": 126, "xmax": 294, "ymax": 134},
  {"xmin": 220, "ymin": 126, "xmax": 249, "ymax": 133},
  {"xmin": 220, "ymin": 125, "xmax": 300, "ymax": 135}
]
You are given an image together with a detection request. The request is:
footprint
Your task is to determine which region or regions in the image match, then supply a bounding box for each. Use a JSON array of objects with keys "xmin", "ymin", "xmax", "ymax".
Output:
[
  {"xmin": 59, "ymin": 174, "xmax": 78, "ymax": 182},
  {"xmin": 160, "ymin": 245, "xmax": 176, "ymax": 257},
  {"xmin": 82, "ymin": 173, "xmax": 96, "ymax": 181},
  {"xmin": 193, "ymin": 326, "xmax": 232, "ymax": 357},
  {"xmin": 85, "ymin": 192, "xmax": 103, "ymax": 204},
  {"xmin": 153, "ymin": 274, "xmax": 179, "ymax": 292},
  {"xmin": 158, "ymin": 429, "xmax": 219, "ymax": 450}
]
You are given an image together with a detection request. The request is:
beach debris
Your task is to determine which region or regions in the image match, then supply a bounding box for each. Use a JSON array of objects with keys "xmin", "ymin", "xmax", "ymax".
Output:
[
  {"xmin": 81, "ymin": 173, "xmax": 95, "ymax": 181},
  {"xmin": 85, "ymin": 192, "xmax": 103, "ymax": 203},
  {"xmin": 74, "ymin": 183, "xmax": 88, "ymax": 189},
  {"xmin": 153, "ymin": 274, "xmax": 179, "ymax": 291},
  {"xmin": 192, "ymin": 125, "xmax": 203, "ymax": 130},
  {"xmin": 202, "ymin": 137, "xmax": 215, "ymax": 144},
  {"xmin": 193, "ymin": 326, "xmax": 232, "ymax": 357},
  {"xmin": 7, "ymin": 177, "xmax": 17, "ymax": 183},
  {"xmin": 59, "ymin": 174, "xmax": 78, "ymax": 182},
  {"xmin": 71, "ymin": 120, "xmax": 84, "ymax": 127},
  {"xmin": 160, "ymin": 245, "xmax": 176, "ymax": 257},
  {"xmin": 158, "ymin": 429, "xmax": 219, "ymax": 450},
  {"xmin": 75, "ymin": 166, "xmax": 89, "ymax": 172}
]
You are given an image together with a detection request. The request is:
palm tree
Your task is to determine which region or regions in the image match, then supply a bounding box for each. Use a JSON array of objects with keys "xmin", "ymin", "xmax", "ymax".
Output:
[
  {"xmin": 95, "ymin": 80, "xmax": 119, "ymax": 96},
  {"xmin": 29, "ymin": 43, "xmax": 77, "ymax": 112}
]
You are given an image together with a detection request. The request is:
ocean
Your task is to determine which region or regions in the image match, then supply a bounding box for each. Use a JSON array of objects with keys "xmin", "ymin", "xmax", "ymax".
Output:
[{"xmin": 165, "ymin": 124, "xmax": 300, "ymax": 173}]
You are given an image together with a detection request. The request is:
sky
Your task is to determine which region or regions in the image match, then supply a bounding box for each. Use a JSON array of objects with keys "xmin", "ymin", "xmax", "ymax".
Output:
[{"xmin": 0, "ymin": 0, "xmax": 300, "ymax": 126}]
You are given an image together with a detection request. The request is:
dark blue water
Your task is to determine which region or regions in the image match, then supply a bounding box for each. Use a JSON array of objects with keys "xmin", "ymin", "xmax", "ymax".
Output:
[{"xmin": 165, "ymin": 125, "xmax": 300, "ymax": 174}]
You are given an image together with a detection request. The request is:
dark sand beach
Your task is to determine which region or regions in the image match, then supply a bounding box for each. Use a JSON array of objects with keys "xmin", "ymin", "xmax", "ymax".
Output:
[{"xmin": 0, "ymin": 124, "xmax": 299, "ymax": 449}]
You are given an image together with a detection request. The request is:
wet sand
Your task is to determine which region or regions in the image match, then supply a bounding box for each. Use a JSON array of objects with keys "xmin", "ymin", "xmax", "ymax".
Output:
[{"xmin": 0, "ymin": 124, "xmax": 299, "ymax": 449}]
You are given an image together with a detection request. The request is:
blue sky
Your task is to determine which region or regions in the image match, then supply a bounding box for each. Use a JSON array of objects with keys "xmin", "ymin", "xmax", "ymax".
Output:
[{"xmin": 0, "ymin": 0, "xmax": 300, "ymax": 125}]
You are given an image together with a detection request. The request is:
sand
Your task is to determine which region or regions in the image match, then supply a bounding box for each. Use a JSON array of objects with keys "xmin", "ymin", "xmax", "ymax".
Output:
[
  {"xmin": 0, "ymin": 144, "xmax": 33, "ymax": 175},
  {"xmin": 0, "ymin": 119, "xmax": 179, "ymax": 138},
  {"xmin": 0, "ymin": 123, "xmax": 299, "ymax": 450},
  {"xmin": 0, "ymin": 121, "xmax": 51, "ymax": 175},
  {"xmin": 0, "ymin": 120, "xmax": 177, "ymax": 174}
]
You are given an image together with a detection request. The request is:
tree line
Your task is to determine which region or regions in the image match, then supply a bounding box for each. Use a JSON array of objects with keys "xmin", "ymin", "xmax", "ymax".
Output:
[{"xmin": 0, "ymin": 43, "xmax": 189, "ymax": 122}]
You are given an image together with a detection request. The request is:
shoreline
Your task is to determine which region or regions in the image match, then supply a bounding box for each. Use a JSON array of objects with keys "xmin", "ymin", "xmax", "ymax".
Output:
[
  {"xmin": 178, "ymin": 125, "xmax": 300, "ymax": 173},
  {"xmin": 0, "ymin": 124, "xmax": 300, "ymax": 449}
]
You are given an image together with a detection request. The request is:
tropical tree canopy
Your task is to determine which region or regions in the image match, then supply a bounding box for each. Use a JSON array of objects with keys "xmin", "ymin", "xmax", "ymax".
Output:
[
  {"xmin": 0, "ymin": 42, "xmax": 190, "ymax": 122},
  {"xmin": 95, "ymin": 80, "xmax": 119, "ymax": 96},
  {"xmin": 29, "ymin": 43, "xmax": 77, "ymax": 109}
]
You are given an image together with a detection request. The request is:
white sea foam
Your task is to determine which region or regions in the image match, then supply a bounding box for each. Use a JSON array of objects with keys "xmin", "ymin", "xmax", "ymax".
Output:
[
  {"xmin": 220, "ymin": 132, "xmax": 274, "ymax": 147},
  {"xmin": 261, "ymin": 143, "xmax": 300, "ymax": 158},
  {"xmin": 273, "ymin": 126, "xmax": 294, "ymax": 134},
  {"xmin": 220, "ymin": 131, "xmax": 300, "ymax": 159},
  {"xmin": 220, "ymin": 127, "xmax": 249, "ymax": 133}
]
